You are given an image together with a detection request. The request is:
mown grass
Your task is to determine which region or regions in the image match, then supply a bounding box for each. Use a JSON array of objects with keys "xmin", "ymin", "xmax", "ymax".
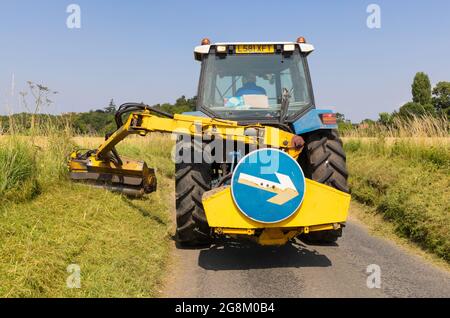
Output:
[
  {"xmin": 344, "ymin": 137, "xmax": 450, "ymax": 262},
  {"xmin": 0, "ymin": 131, "xmax": 174, "ymax": 297}
]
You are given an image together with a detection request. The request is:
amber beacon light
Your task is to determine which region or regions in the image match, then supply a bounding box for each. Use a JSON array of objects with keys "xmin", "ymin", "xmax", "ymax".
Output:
[{"xmin": 201, "ymin": 38, "xmax": 211, "ymax": 45}]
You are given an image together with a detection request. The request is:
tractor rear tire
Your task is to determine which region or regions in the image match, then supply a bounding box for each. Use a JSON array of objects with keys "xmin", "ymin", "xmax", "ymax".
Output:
[
  {"xmin": 299, "ymin": 129, "xmax": 349, "ymax": 243},
  {"xmin": 175, "ymin": 162, "xmax": 212, "ymax": 247},
  {"xmin": 301, "ymin": 129, "xmax": 349, "ymax": 193}
]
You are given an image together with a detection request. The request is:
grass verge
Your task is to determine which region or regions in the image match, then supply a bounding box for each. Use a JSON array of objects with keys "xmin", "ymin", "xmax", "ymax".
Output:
[
  {"xmin": 344, "ymin": 137, "xmax": 450, "ymax": 263},
  {"xmin": 0, "ymin": 134, "xmax": 174, "ymax": 297},
  {"xmin": 349, "ymin": 201, "xmax": 450, "ymax": 272},
  {"xmin": 0, "ymin": 137, "xmax": 39, "ymax": 202}
]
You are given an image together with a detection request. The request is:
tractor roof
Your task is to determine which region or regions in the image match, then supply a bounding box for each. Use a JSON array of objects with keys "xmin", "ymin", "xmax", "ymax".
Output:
[
  {"xmin": 214, "ymin": 41, "xmax": 297, "ymax": 45},
  {"xmin": 194, "ymin": 39, "xmax": 314, "ymax": 61}
]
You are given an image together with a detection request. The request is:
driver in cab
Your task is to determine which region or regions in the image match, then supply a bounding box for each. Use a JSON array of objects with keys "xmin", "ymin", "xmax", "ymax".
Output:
[{"xmin": 236, "ymin": 74, "xmax": 266, "ymax": 97}]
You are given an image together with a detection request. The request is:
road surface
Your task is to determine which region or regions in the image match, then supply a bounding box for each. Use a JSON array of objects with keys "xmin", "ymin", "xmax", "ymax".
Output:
[{"xmin": 162, "ymin": 219, "xmax": 450, "ymax": 298}]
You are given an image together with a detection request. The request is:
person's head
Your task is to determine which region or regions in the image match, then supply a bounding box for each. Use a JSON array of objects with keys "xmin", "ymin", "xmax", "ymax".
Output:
[{"xmin": 242, "ymin": 73, "xmax": 257, "ymax": 85}]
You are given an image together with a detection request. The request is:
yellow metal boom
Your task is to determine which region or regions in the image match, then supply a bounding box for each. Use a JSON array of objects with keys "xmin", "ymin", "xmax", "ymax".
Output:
[
  {"xmin": 68, "ymin": 109, "xmax": 302, "ymax": 196},
  {"xmin": 95, "ymin": 111, "xmax": 302, "ymax": 160}
]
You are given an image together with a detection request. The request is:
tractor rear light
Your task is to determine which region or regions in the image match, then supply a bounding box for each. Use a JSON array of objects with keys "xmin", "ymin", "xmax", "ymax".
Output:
[
  {"xmin": 216, "ymin": 45, "xmax": 227, "ymax": 53},
  {"xmin": 320, "ymin": 113, "xmax": 337, "ymax": 125}
]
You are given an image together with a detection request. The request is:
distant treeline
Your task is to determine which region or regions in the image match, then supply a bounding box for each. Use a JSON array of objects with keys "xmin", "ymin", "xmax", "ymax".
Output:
[
  {"xmin": 1, "ymin": 72, "xmax": 448, "ymax": 136},
  {"xmin": 337, "ymin": 72, "xmax": 449, "ymax": 133},
  {"xmin": 0, "ymin": 96, "xmax": 196, "ymax": 136}
]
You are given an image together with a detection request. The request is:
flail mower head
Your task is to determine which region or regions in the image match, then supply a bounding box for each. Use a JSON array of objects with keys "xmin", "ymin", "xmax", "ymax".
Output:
[{"xmin": 68, "ymin": 149, "xmax": 157, "ymax": 197}]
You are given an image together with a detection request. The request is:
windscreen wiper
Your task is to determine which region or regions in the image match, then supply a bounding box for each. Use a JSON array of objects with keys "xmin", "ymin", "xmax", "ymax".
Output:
[{"xmin": 279, "ymin": 88, "xmax": 291, "ymax": 124}]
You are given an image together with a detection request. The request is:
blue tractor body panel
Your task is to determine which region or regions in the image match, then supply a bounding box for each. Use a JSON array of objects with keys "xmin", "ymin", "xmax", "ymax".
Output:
[{"xmin": 291, "ymin": 109, "xmax": 337, "ymax": 135}]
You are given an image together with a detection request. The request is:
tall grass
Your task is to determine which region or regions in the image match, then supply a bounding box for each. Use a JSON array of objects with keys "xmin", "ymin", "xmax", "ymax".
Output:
[
  {"xmin": 1, "ymin": 81, "xmax": 173, "ymax": 297},
  {"xmin": 0, "ymin": 137, "xmax": 38, "ymax": 202},
  {"xmin": 344, "ymin": 116, "xmax": 450, "ymax": 262},
  {"xmin": 344, "ymin": 138, "xmax": 450, "ymax": 169},
  {"xmin": 0, "ymin": 108, "xmax": 173, "ymax": 297},
  {"xmin": 0, "ymin": 117, "xmax": 75, "ymax": 204},
  {"xmin": 341, "ymin": 115, "xmax": 449, "ymax": 138}
]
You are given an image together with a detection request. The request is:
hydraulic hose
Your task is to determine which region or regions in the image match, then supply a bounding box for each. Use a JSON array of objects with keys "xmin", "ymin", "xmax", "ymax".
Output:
[{"xmin": 115, "ymin": 102, "xmax": 174, "ymax": 129}]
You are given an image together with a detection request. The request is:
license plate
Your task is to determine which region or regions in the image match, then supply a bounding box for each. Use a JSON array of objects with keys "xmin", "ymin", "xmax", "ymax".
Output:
[{"xmin": 236, "ymin": 44, "xmax": 275, "ymax": 54}]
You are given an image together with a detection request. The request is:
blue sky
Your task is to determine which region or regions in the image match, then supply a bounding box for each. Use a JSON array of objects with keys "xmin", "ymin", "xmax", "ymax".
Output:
[{"xmin": 0, "ymin": 0, "xmax": 449, "ymax": 121}]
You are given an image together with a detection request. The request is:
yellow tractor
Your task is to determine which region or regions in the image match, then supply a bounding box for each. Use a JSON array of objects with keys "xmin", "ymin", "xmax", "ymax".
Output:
[{"xmin": 68, "ymin": 38, "xmax": 351, "ymax": 247}]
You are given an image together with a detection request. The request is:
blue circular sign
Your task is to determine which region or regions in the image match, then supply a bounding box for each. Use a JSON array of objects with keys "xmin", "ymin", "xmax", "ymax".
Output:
[{"xmin": 231, "ymin": 148, "xmax": 306, "ymax": 224}]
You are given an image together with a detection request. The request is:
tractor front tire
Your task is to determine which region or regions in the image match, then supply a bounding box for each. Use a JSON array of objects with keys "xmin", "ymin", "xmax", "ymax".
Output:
[
  {"xmin": 299, "ymin": 129, "xmax": 349, "ymax": 244},
  {"xmin": 175, "ymin": 163, "xmax": 212, "ymax": 247}
]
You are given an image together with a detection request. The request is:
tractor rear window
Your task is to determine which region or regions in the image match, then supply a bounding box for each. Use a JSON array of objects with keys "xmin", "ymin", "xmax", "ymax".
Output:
[{"xmin": 198, "ymin": 51, "xmax": 313, "ymax": 121}]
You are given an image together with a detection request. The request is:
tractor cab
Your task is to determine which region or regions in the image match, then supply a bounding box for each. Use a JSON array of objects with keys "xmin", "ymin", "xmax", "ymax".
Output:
[{"xmin": 194, "ymin": 38, "xmax": 316, "ymax": 123}]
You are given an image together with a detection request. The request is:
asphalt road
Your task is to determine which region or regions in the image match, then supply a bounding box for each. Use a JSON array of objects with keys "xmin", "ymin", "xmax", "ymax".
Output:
[{"xmin": 162, "ymin": 219, "xmax": 450, "ymax": 298}]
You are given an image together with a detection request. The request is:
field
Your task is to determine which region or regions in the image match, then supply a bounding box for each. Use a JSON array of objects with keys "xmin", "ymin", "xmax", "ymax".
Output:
[{"xmin": 0, "ymin": 116, "xmax": 449, "ymax": 297}]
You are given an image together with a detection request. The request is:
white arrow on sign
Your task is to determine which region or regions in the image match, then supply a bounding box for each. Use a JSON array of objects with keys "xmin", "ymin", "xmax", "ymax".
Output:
[{"xmin": 237, "ymin": 172, "xmax": 299, "ymax": 205}]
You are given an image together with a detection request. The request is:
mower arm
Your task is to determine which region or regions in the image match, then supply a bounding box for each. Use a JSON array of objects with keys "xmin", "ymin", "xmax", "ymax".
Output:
[{"xmin": 68, "ymin": 110, "xmax": 304, "ymax": 196}]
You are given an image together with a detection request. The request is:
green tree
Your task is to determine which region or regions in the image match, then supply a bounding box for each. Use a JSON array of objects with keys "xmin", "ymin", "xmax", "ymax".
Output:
[
  {"xmin": 154, "ymin": 95, "xmax": 196, "ymax": 114},
  {"xmin": 335, "ymin": 112, "xmax": 353, "ymax": 133},
  {"xmin": 378, "ymin": 112, "xmax": 393, "ymax": 126},
  {"xmin": 361, "ymin": 118, "xmax": 376, "ymax": 126},
  {"xmin": 104, "ymin": 99, "xmax": 117, "ymax": 114},
  {"xmin": 412, "ymin": 72, "xmax": 432, "ymax": 105},
  {"xmin": 432, "ymin": 81, "xmax": 450, "ymax": 116},
  {"xmin": 398, "ymin": 102, "xmax": 434, "ymax": 118},
  {"xmin": 336, "ymin": 112, "xmax": 346, "ymax": 123},
  {"xmin": 72, "ymin": 111, "xmax": 115, "ymax": 135}
]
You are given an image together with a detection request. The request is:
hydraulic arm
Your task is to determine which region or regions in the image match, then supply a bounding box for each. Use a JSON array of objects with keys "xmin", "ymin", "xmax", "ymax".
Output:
[{"xmin": 68, "ymin": 105, "xmax": 303, "ymax": 196}]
